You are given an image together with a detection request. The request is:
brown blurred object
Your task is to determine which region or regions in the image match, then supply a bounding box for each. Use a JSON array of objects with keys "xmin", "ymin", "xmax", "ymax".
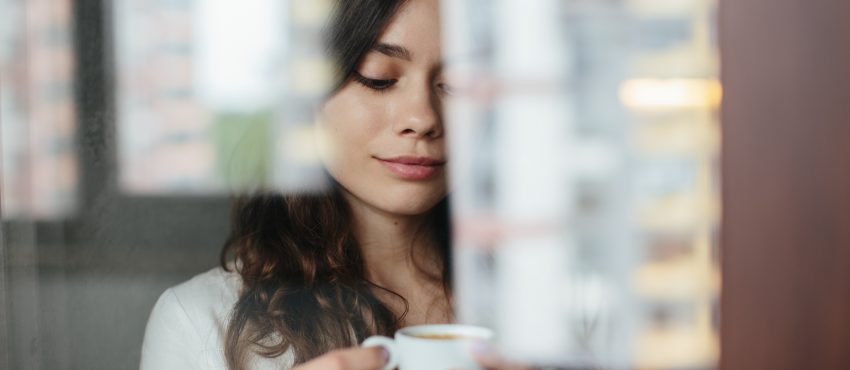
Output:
[{"xmin": 720, "ymin": 0, "xmax": 850, "ymax": 369}]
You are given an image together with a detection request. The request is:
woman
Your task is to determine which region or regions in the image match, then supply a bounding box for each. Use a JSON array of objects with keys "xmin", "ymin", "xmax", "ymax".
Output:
[{"xmin": 141, "ymin": 0, "xmax": 474, "ymax": 369}]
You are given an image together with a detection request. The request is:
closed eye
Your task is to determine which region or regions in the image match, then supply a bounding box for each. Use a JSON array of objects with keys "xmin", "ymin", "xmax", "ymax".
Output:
[
  {"xmin": 436, "ymin": 81, "xmax": 454, "ymax": 96},
  {"xmin": 353, "ymin": 72, "xmax": 397, "ymax": 91}
]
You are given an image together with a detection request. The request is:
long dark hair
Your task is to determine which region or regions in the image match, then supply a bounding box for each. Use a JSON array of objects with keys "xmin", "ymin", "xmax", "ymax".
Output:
[{"xmin": 219, "ymin": 1, "xmax": 452, "ymax": 368}]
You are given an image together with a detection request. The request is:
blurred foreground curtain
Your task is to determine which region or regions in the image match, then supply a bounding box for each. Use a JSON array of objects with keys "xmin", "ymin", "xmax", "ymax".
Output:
[{"xmin": 720, "ymin": 0, "xmax": 850, "ymax": 369}]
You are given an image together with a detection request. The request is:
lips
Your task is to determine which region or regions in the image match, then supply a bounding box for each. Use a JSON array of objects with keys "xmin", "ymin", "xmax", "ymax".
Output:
[{"xmin": 375, "ymin": 156, "xmax": 446, "ymax": 180}]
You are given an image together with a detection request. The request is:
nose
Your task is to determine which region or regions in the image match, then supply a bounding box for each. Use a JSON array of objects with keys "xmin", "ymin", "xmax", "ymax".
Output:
[{"xmin": 393, "ymin": 84, "xmax": 443, "ymax": 139}]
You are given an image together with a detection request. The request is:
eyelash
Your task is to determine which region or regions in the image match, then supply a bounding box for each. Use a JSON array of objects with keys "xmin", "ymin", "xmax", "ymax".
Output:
[
  {"xmin": 352, "ymin": 72, "xmax": 454, "ymax": 96},
  {"xmin": 353, "ymin": 72, "xmax": 397, "ymax": 91},
  {"xmin": 435, "ymin": 82, "xmax": 453, "ymax": 96}
]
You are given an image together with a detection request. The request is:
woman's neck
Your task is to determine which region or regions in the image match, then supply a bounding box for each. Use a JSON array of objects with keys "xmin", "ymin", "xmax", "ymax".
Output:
[
  {"xmin": 343, "ymin": 192, "xmax": 439, "ymax": 290},
  {"xmin": 342, "ymin": 190, "xmax": 452, "ymax": 326}
]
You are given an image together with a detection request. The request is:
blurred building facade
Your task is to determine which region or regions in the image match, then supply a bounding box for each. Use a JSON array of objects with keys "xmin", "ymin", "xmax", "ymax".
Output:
[
  {"xmin": 1, "ymin": 0, "xmax": 77, "ymax": 219},
  {"xmin": 626, "ymin": 0, "xmax": 720, "ymax": 367},
  {"xmin": 444, "ymin": 0, "xmax": 720, "ymax": 368},
  {"xmin": 113, "ymin": 0, "xmax": 214, "ymax": 193},
  {"xmin": 112, "ymin": 0, "xmax": 305, "ymax": 194}
]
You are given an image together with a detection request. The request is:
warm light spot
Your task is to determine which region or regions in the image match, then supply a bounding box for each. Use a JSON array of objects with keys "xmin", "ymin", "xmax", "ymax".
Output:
[{"xmin": 619, "ymin": 78, "xmax": 722, "ymax": 111}]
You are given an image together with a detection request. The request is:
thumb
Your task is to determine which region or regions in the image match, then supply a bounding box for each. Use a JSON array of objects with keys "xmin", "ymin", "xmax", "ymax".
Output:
[
  {"xmin": 343, "ymin": 346, "xmax": 389, "ymax": 370},
  {"xmin": 293, "ymin": 346, "xmax": 388, "ymax": 370},
  {"xmin": 325, "ymin": 346, "xmax": 389, "ymax": 370}
]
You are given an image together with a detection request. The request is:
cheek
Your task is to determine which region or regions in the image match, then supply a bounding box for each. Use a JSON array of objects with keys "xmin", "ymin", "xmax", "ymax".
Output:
[
  {"xmin": 315, "ymin": 87, "xmax": 447, "ymax": 215},
  {"xmin": 317, "ymin": 90, "xmax": 387, "ymax": 183},
  {"xmin": 322, "ymin": 84, "xmax": 399, "ymax": 136}
]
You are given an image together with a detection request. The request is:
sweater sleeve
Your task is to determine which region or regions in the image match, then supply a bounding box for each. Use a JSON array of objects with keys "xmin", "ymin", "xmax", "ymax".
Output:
[{"xmin": 140, "ymin": 288, "xmax": 205, "ymax": 370}]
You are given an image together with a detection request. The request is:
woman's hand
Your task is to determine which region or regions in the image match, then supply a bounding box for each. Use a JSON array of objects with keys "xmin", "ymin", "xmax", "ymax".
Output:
[
  {"xmin": 292, "ymin": 346, "xmax": 388, "ymax": 370},
  {"xmin": 472, "ymin": 343, "xmax": 532, "ymax": 370}
]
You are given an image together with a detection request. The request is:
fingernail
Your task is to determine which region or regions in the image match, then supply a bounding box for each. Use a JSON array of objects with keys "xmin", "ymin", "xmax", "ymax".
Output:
[
  {"xmin": 379, "ymin": 346, "xmax": 390, "ymax": 363},
  {"xmin": 470, "ymin": 340, "xmax": 493, "ymax": 356}
]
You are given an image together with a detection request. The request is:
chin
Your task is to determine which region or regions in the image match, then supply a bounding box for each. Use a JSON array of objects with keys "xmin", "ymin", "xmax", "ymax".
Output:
[
  {"xmin": 379, "ymin": 197, "xmax": 442, "ymax": 216},
  {"xmin": 375, "ymin": 188, "xmax": 446, "ymax": 217}
]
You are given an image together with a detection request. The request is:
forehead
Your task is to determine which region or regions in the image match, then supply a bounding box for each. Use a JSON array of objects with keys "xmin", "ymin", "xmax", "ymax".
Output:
[{"xmin": 375, "ymin": 0, "xmax": 442, "ymax": 63}]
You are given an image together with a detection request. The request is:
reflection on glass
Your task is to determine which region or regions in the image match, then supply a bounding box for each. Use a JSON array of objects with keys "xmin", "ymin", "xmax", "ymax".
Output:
[
  {"xmin": 1, "ymin": 0, "xmax": 77, "ymax": 219},
  {"xmin": 112, "ymin": 0, "xmax": 330, "ymax": 194},
  {"xmin": 444, "ymin": 0, "xmax": 720, "ymax": 368}
]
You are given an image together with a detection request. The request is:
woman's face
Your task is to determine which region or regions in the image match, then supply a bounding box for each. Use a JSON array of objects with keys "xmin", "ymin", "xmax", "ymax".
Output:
[{"xmin": 318, "ymin": 0, "xmax": 447, "ymax": 217}]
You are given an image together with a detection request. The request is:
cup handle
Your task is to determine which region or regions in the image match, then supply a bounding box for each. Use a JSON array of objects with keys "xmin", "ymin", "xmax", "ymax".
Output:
[{"xmin": 361, "ymin": 335, "xmax": 399, "ymax": 370}]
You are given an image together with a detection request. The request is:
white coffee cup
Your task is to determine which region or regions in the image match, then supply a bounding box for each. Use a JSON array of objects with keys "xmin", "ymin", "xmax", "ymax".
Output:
[{"xmin": 362, "ymin": 324, "xmax": 493, "ymax": 370}]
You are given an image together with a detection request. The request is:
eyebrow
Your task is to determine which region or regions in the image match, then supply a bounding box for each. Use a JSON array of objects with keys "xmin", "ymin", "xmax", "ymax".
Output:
[{"xmin": 371, "ymin": 43, "xmax": 412, "ymax": 61}]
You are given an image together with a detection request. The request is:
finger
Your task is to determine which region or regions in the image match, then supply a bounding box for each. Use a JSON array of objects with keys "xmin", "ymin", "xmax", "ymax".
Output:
[
  {"xmin": 470, "ymin": 343, "xmax": 530, "ymax": 370},
  {"xmin": 474, "ymin": 355, "xmax": 531, "ymax": 370},
  {"xmin": 474, "ymin": 356, "xmax": 528, "ymax": 370},
  {"xmin": 321, "ymin": 346, "xmax": 388, "ymax": 370}
]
